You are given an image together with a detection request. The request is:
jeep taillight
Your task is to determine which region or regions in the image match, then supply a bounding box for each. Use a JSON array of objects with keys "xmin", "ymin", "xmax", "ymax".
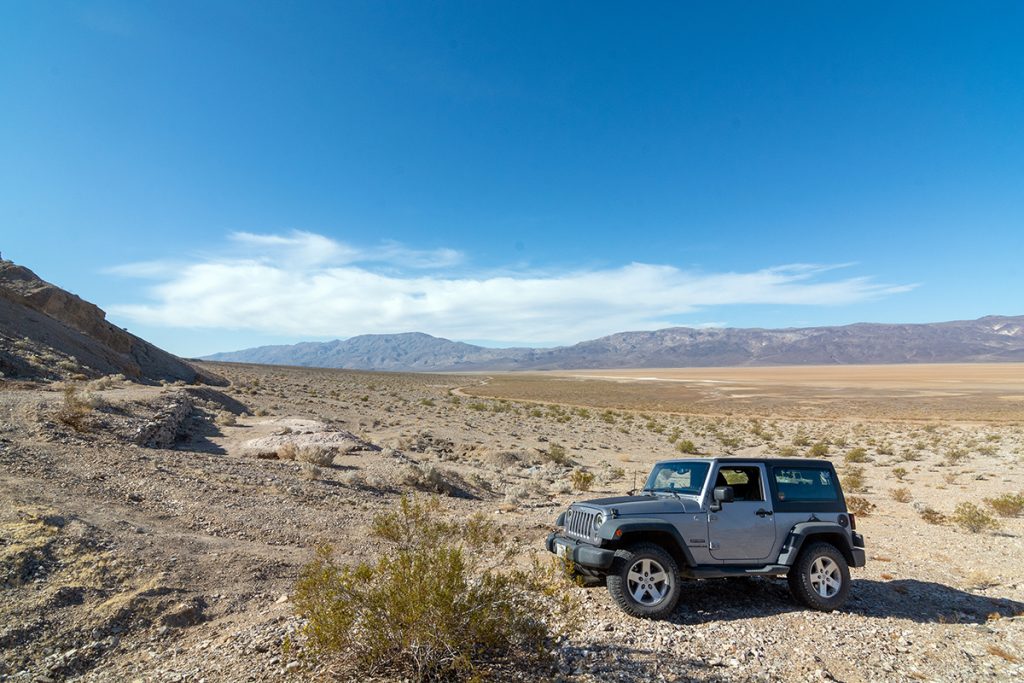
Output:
[{"xmin": 848, "ymin": 513, "xmax": 857, "ymax": 530}]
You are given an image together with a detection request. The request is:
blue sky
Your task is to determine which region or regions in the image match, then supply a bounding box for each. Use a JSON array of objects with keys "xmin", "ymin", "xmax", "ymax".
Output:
[{"xmin": 2, "ymin": 1, "xmax": 1022, "ymax": 357}]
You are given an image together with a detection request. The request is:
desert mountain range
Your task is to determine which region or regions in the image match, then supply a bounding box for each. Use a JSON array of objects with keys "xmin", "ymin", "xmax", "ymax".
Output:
[{"xmin": 205, "ymin": 316, "xmax": 1024, "ymax": 372}]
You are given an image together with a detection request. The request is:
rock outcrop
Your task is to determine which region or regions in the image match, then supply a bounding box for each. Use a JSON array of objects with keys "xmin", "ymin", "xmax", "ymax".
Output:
[{"xmin": 0, "ymin": 259, "xmax": 224, "ymax": 385}]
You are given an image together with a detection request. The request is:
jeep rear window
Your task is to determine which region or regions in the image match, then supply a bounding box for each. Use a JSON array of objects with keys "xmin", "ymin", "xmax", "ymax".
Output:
[
  {"xmin": 772, "ymin": 467, "xmax": 838, "ymax": 502},
  {"xmin": 645, "ymin": 462, "xmax": 710, "ymax": 495}
]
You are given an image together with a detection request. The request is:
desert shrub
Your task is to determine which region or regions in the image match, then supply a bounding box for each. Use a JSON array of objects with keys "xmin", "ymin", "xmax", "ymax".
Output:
[
  {"xmin": 944, "ymin": 448, "xmax": 968, "ymax": 466},
  {"xmin": 419, "ymin": 398, "xmax": 435, "ymax": 407},
  {"xmin": 844, "ymin": 447, "xmax": 869, "ymax": 463},
  {"xmin": 55, "ymin": 384, "xmax": 98, "ymax": 431},
  {"xmin": 215, "ymin": 411, "xmax": 237, "ymax": 426},
  {"xmin": 676, "ymin": 440, "xmax": 699, "ymax": 455},
  {"xmin": 792, "ymin": 433, "xmax": 810, "ymax": 447},
  {"xmin": 845, "ymin": 495, "xmax": 875, "ymax": 517},
  {"xmin": 777, "ymin": 446, "xmax": 798, "ymax": 458},
  {"xmin": 600, "ymin": 410, "xmax": 616, "ymax": 424},
  {"xmin": 841, "ymin": 466, "xmax": 866, "ymax": 493},
  {"xmin": 606, "ymin": 466, "xmax": 626, "ymax": 482},
  {"xmin": 890, "ymin": 487, "xmax": 913, "ymax": 503},
  {"xmin": 543, "ymin": 443, "xmax": 571, "ymax": 466},
  {"xmin": 951, "ymin": 502, "xmax": 1001, "ymax": 533},
  {"xmin": 468, "ymin": 402, "xmax": 488, "ymax": 411},
  {"xmin": 985, "ymin": 492, "xmax": 1024, "ymax": 517},
  {"xmin": 277, "ymin": 442, "xmax": 298, "ymax": 460},
  {"xmin": 292, "ymin": 497, "xmax": 579, "ymax": 681},
  {"xmin": 297, "ymin": 445, "xmax": 335, "ymax": 467},
  {"xmin": 808, "ymin": 442, "xmax": 829, "ymax": 458},
  {"xmin": 919, "ymin": 506, "xmax": 947, "ymax": 525},
  {"xmin": 892, "ymin": 466, "xmax": 908, "ymax": 481},
  {"xmin": 570, "ymin": 469, "xmax": 595, "ymax": 492},
  {"xmin": 528, "ymin": 408, "xmax": 544, "ymax": 418},
  {"xmin": 402, "ymin": 465, "xmax": 469, "ymax": 498}
]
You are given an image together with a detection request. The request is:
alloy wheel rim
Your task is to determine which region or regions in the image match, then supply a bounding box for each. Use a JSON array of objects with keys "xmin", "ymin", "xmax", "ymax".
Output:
[
  {"xmin": 809, "ymin": 556, "xmax": 842, "ymax": 598},
  {"xmin": 626, "ymin": 558, "xmax": 672, "ymax": 605}
]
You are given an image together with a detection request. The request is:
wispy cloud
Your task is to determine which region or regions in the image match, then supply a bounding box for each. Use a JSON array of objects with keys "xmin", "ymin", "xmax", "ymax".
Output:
[{"xmin": 107, "ymin": 231, "xmax": 914, "ymax": 343}]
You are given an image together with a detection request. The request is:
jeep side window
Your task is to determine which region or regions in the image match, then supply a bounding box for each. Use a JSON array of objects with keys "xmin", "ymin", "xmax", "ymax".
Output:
[
  {"xmin": 713, "ymin": 466, "xmax": 764, "ymax": 501},
  {"xmin": 772, "ymin": 467, "xmax": 839, "ymax": 502}
]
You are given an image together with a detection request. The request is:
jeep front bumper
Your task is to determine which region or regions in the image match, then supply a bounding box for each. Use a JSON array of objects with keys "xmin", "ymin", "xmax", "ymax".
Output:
[{"xmin": 546, "ymin": 532, "xmax": 616, "ymax": 570}]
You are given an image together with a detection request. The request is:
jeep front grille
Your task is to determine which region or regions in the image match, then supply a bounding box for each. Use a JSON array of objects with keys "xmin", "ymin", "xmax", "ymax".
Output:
[{"xmin": 564, "ymin": 508, "xmax": 598, "ymax": 542}]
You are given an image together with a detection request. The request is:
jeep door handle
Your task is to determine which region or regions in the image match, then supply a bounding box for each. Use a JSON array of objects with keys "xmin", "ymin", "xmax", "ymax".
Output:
[{"xmin": 756, "ymin": 509, "xmax": 773, "ymax": 517}]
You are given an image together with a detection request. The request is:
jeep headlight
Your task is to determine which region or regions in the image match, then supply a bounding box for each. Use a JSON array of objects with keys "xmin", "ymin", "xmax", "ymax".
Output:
[{"xmin": 593, "ymin": 512, "xmax": 605, "ymax": 530}]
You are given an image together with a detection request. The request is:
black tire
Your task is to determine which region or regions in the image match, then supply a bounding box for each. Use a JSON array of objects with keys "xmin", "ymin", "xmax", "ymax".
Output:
[
  {"xmin": 606, "ymin": 542, "xmax": 681, "ymax": 619},
  {"xmin": 787, "ymin": 542, "xmax": 851, "ymax": 611}
]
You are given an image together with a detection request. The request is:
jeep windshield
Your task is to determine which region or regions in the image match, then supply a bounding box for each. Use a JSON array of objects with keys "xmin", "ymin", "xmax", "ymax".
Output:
[{"xmin": 643, "ymin": 461, "xmax": 710, "ymax": 496}]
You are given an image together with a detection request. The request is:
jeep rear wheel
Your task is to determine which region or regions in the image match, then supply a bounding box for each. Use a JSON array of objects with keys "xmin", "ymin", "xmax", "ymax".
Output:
[
  {"xmin": 606, "ymin": 542, "xmax": 680, "ymax": 619},
  {"xmin": 788, "ymin": 542, "xmax": 851, "ymax": 611}
]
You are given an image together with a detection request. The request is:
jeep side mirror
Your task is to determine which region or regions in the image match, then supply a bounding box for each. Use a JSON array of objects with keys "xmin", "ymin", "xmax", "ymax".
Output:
[{"xmin": 711, "ymin": 486, "xmax": 734, "ymax": 511}]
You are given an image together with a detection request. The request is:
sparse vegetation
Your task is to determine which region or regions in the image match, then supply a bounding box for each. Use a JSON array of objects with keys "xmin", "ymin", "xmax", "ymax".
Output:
[
  {"xmin": 985, "ymin": 492, "xmax": 1024, "ymax": 517},
  {"xmin": 543, "ymin": 443, "xmax": 572, "ymax": 466},
  {"xmin": 570, "ymin": 469, "xmax": 595, "ymax": 492},
  {"xmin": 845, "ymin": 495, "xmax": 875, "ymax": 517},
  {"xmin": 676, "ymin": 439, "xmax": 699, "ymax": 454},
  {"xmin": 844, "ymin": 447, "xmax": 869, "ymax": 463},
  {"xmin": 292, "ymin": 496, "xmax": 579, "ymax": 681},
  {"xmin": 841, "ymin": 466, "xmax": 866, "ymax": 493},
  {"xmin": 919, "ymin": 506, "xmax": 947, "ymax": 525},
  {"xmin": 890, "ymin": 487, "xmax": 913, "ymax": 503},
  {"xmin": 54, "ymin": 384, "xmax": 99, "ymax": 431},
  {"xmin": 951, "ymin": 502, "xmax": 1001, "ymax": 533}
]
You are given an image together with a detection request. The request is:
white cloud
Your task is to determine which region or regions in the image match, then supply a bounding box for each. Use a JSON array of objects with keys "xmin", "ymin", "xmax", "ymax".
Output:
[{"xmin": 107, "ymin": 231, "xmax": 914, "ymax": 344}]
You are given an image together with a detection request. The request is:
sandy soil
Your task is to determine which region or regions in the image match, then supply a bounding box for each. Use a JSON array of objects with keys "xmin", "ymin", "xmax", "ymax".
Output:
[{"xmin": 2, "ymin": 362, "xmax": 1023, "ymax": 682}]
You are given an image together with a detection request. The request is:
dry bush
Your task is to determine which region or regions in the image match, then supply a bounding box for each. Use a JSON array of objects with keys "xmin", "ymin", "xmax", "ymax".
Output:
[
  {"xmin": 570, "ymin": 469, "xmax": 595, "ymax": 492},
  {"xmin": 892, "ymin": 466, "xmax": 908, "ymax": 481},
  {"xmin": 985, "ymin": 492, "xmax": 1024, "ymax": 517},
  {"xmin": 985, "ymin": 645, "xmax": 1021, "ymax": 663},
  {"xmin": 277, "ymin": 442, "xmax": 298, "ymax": 460},
  {"xmin": 919, "ymin": 506, "xmax": 947, "ymax": 525},
  {"xmin": 844, "ymin": 447, "xmax": 869, "ymax": 463},
  {"xmin": 292, "ymin": 496, "xmax": 579, "ymax": 681},
  {"xmin": 890, "ymin": 487, "xmax": 913, "ymax": 503},
  {"xmin": 808, "ymin": 442, "xmax": 829, "ymax": 458},
  {"xmin": 215, "ymin": 411, "xmax": 237, "ymax": 426},
  {"xmin": 54, "ymin": 384, "xmax": 100, "ymax": 431},
  {"xmin": 841, "ymin": 466, "xmax": 867, "ymax": 493},
  {"xmin": 845, "ymin": 495, "xmax": 875, "ymax": 517},
  {"xmin": 403, "ymin": 465, "xmax": 468, "ymax": 497},
  {"xmin": 951, "ymin": 502, "xmax": 1001, "ymax": 533},
  {"xmin": 297, "ymin": 445, "xmax": 335, "ymax": 467}
]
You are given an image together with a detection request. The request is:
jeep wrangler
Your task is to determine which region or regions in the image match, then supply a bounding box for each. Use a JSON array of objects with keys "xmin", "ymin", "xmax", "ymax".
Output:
[{"xmin": 546, "ymin": 458, "xmax": 866, "ymax": 618}]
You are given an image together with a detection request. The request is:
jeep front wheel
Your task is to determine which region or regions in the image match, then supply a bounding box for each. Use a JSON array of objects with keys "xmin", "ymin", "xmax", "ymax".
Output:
[
  {"xmin": 788, "ymin": 542, "xmax": 851, "ymax": 611},
  {"xmin": 606, "ymin": 542, "xmax": 681, "ymax": 619}
]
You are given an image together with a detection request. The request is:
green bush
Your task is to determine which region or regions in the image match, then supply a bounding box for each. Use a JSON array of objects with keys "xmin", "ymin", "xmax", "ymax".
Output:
[
  {"xmin": 952, "ymin": 502, "xmax": 1001, "ymax": 533},
  {"xmin": 808, "ymin": 442, "xmax": 829, "ymax": 458},
  {"xmin": 570, "ymin": 469, "xmax": 595, "ymax": 492},
  {"xmin": 676, "ymin": 440, "xmax": 699, "ymax": 455},
  {"xmin": 844, "ymin": 447, "xmax": 869, "ymax": 463},
  {"xmin": 892, "ymin": 466, "xmax": 908, "ymax": 481},
  {"xmin": 985, "ymin": 492, "xmax": 1024, "ymax": 517},
  {"xmin": 292, "ymin": 497, "xmax": 579, "ymax": 681},
  {"xmin": 544, "ymin": 443, "xmax": 572, "ymax": 466}
]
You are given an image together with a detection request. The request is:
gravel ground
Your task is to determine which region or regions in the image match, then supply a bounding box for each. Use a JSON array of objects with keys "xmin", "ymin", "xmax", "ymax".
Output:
[{"xmin": 1, "ymin": 363, "xmax": 1023, "ymax": 681}]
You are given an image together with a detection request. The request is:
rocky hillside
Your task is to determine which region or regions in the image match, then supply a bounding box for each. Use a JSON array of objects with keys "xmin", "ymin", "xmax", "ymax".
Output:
[
  {"xmin": 205, "ymin": 316, "xmax": 1024, "ymax": 371},
  {"xmin": 0, "ymin": 259, "xmax": 223, "ymax": 385}
]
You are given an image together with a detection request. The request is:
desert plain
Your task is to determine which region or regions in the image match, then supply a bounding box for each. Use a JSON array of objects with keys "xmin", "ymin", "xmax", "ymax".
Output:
[{"xmin": 2, "ymin": 361, "xmax": 1024, "ymax": 681}]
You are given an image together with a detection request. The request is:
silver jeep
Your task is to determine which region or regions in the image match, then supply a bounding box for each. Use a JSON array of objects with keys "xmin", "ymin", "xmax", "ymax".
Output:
[{"xmin": 546, "ymin": 457, "xmax": 867, "ymax": 618}]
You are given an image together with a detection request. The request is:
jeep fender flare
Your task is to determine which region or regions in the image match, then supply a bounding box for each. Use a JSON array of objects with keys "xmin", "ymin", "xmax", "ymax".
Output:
[
  {"xmin": 597, "ymin": 518, "xmax": 697, "ymax": 568},
  {"xmin": 778, "ymin": 522, "xmax": 855, "ymax": 567}
]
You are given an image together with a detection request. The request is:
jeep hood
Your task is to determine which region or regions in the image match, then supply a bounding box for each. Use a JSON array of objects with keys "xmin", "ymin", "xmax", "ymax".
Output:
[{"xmin": 574, "ymin": 494, "xmax": 700, "ymax": 515}]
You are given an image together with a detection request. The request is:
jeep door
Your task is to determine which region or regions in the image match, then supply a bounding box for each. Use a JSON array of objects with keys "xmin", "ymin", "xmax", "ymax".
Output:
[{"xmin": 707, "ymin": 463, "xmax": 775, "ymax": 561}]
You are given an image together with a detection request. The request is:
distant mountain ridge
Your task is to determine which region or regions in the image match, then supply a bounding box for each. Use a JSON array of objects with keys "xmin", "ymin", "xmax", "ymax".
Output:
[{"xmin": 203, "ymin": 316, "xmax": 1024, "ymax": 372}]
